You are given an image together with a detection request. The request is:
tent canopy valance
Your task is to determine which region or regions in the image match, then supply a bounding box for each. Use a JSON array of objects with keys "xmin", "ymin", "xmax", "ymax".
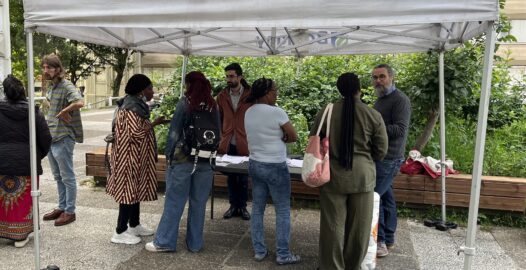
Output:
[{"xmin": 23, "ymin": 0, "xmax": 498, "ymax": 56}]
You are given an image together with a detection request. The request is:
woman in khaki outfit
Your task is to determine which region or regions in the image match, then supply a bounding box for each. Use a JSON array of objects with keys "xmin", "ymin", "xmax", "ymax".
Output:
[{"xmin": 311, "ymin": 73, "xmax": 388, "ymax": 270}]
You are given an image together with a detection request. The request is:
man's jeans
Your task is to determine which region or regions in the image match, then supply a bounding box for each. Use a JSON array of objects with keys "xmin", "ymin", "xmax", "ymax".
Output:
[
  {"xmin": 47, "ymin": 136, "xmax": 77, "ymax": 214},
  {"xmin": 249, "ymin": 159, "xmax": 292, "ymax": 260},
  {"xmin": 375, "ymin": 159, "xmax": 404, "ymax": 245},
  {"xmin": 227, "ymin": 144, "xmax": 248, "ymax": 208},
  {"xmin": 154, "ymin": 162, "xmax": 213, "ymax": 252}
]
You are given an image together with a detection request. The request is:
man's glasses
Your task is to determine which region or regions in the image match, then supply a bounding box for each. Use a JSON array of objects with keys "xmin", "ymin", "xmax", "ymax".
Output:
[
  {"xmin": 225, "ymin": 75, "xmax": 238, "ymax": 79},
  {"xmin": 372, "ymin": 74, "xmax": 388, "ymax": 80}
]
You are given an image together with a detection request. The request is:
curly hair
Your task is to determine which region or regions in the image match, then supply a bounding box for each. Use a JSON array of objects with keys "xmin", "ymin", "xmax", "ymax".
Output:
[
  {"xmin": 184, "ymin": 71, "xmax": 217, "ymax": 112},
  {"xmin": 2, "ymin": 75, "xmax": 27, "ymax": 102}
]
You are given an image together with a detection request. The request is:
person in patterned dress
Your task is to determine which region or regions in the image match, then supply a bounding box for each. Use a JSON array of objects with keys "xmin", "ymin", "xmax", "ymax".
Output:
[
  {"xmin": 106, "ymin": 74, "xmax": 160, "ymax": 245},
  {"xmin": 0, "ymin": 75, "xmax": 52, "ymax": 247}
]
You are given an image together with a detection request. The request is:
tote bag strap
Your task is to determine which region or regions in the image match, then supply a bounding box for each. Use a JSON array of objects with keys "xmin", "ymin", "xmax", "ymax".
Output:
[
  {"xmin": 315, "ymin": 103, "xmax": 334, "ymax": 136},
  {"xmin": 325, "ymin": 103, "xmax": 334, "ymax": 138}
]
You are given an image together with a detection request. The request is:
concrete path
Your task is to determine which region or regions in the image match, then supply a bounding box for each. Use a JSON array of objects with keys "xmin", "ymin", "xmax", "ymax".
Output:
[{"xmin": 1, "ymin": 108, "xmax": 525, "ymax": 270}]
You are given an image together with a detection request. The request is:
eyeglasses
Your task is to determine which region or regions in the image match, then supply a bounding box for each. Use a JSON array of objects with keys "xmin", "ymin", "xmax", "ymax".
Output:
[
  {"xmin": 371, "ymin": 74, "xmax": 388, "ymax": 80},
  {"xmin": 225, "ymin": 75, "xmax": 238, "ymax": 79}
]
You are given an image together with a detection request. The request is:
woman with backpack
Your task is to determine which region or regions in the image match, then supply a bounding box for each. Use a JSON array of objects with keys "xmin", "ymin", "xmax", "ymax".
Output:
[
  {"xmin": 244, "ymin": 78, "xmax": 301, "ymax": 265},
  {"xmin": 146, "ymin": 71, "xmax": 220, "ymax": 253},
  {"xmin": 106, "ymin": 74, "xmax": 158, "ymax": 245}
]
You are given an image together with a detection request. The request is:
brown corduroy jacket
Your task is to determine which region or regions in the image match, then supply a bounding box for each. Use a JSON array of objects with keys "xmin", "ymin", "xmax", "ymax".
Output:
[{"xmin": 216, "ymin": 87, "xmax": 253, "ymax": 156}]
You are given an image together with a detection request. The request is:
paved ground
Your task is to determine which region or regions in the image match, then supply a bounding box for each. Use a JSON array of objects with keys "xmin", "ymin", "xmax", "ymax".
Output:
[{"xmin": 1, "ymin": 108, "xmax": 525, "ymax": 270}]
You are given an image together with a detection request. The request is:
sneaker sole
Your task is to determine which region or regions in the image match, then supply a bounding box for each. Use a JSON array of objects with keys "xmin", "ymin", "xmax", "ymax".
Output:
[{"xmin": 111, "ymin": 238, "xmax": 141, "ymax": 245}]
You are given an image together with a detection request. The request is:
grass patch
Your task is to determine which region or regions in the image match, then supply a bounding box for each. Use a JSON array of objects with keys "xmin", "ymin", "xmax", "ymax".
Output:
[{"xmin": 398, "ymin": 204, "xmax": 526, "ymax": 229}]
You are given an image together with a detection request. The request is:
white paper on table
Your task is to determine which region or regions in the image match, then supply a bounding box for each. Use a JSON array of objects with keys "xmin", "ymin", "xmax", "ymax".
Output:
[
  {"xmin": 216, "ymin": 154, "xmax": 249, "ymax": 164},
  {"xmin": 287, "ymin": 159, "xmax": 303, "ymax": 168}
]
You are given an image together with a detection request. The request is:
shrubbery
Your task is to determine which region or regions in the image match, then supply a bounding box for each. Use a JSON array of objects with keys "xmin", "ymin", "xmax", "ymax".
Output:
[{"xmin": 151, "ymin": 53, "xmax": 525, "ymax": 178}]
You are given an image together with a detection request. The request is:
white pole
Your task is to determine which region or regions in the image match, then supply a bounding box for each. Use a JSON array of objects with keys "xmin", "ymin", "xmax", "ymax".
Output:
[
  {"xmin": 461, "ymin": 22, "xmax": 496, "ymax": 270},
  {"xmin": 438, "ymin": 51, "xmax": 446, "ymax": 222},
  {"xmin": 1, "ymin": 0, "xmax": 12, "ymax": 76},
  {"xmin": 26, "ymin": 28, "xmax": 41, "ymax": 270},
  {"xmin": 179, "ymin": 55, "xmax": 188, "ymax": 97},
  {"xmin": 179, "ymin": 36, "xmax": 189, "ymax": 97}
]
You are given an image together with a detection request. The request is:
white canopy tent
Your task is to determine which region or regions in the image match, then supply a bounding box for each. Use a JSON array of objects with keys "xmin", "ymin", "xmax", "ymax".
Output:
[{"xmin": 22, "ymin": 1, "xmax": 499, "ymax": 269}]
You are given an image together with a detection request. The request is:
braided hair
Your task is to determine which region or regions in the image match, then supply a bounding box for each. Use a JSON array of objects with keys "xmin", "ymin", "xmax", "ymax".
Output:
[
  {"xmin": 336, "ymin": 73, "xmax": 360, "ymax": 170},
  {"xmin": 246, "ymin": 78, "xmax": 273, "ymax": 103}
]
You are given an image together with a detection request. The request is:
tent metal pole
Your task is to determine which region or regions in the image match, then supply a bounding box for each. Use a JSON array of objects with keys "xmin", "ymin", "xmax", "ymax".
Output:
[
  {"xmin": 179, "ymin": 55, "xmax": 188, "ymax": 97},
  {"xmin": 438, "ymin": 51, "xmax": 446, "ymax": 222},
  {"xmin": 179, "ymin": 35, "xmax": 189, "ymax": 97},
  {"xmin": 461, "ymin": 21, "xmax": 496, "ymax": 270},
  {"xmin": 26, "ymin": 28, "xmax": 41, "ymax": 270}
]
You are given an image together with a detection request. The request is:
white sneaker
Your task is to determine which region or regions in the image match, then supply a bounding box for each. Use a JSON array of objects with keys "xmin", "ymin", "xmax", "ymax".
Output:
[
  {"xmin": 128, "ymin": 224, "xmax": 154, "ymax": 236},
  {"xmin": 111, "ymin": 230, "xmax": 141, "ymax": 245},
  {"xmin": 145, "ymin": 241, "xmax": 172, "ymax": 252},
  {"xmin": 14, "ymin": 233, "xmax": 33, "ymax": 248}
]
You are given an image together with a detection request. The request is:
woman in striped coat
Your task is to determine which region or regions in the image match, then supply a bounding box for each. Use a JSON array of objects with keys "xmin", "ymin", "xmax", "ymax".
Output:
[{"xmin": 107, "ymin": 74, "xmax": 158, "ymax": 245}]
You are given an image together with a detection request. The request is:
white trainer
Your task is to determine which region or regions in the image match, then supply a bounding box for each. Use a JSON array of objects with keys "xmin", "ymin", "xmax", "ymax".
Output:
[
  {"xmin": 145, "ymin": 241, "xmax": 172, "ymax": 252},
  {"xmin": 128, "ymin": 224, "xmax": 154, "ymax": 236},
  {"xmin": 111, "ymin": 230, "xmax": 141, "ymax": 245},
  {"xmin": 14, "ymin": 232, "xmax": 33, "ymax": 248}
]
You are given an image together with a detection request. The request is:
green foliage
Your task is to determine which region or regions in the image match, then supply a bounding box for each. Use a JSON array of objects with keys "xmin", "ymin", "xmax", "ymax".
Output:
[
  {"xmin": 151, "ymin": 94, "xmax": 180, "ymax": 154},
  {"xmin": 409, "ymin": 117, "xmax": 526, "ymax": 177}
]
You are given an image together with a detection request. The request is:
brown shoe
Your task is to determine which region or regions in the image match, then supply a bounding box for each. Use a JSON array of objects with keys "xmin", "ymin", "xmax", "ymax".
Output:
[
  {"xmin": 54, "ymin": 212, "xmax": 76, "ymax": 226},
  {"xmin": 43, "ymin": 209, "xmax": 64, "ymax": 221}
]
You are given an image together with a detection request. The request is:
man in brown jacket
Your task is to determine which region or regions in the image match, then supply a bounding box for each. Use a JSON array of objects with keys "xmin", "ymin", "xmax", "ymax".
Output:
[{"xmin": 216, "ymin": 63, "xmax": 252, "ymax": 220}]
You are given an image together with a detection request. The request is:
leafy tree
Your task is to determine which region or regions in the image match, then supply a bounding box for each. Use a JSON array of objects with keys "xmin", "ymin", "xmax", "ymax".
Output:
[{"xmin": 86, "ymin": 45, "xmax": 134, "ymax": 97}]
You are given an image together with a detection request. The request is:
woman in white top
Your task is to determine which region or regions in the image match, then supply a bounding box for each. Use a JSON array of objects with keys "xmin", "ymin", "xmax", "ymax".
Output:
[{"xmin": 244, "ymin": 78, "xmax": 300, "ymax": 265}]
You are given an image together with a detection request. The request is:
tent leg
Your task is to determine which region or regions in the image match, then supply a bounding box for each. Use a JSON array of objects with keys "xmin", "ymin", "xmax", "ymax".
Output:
[
  {"xmin": 461, "ymin": 22, "xmax": 496, "ymax": 270},
  {"xmin": 179, "ymin": 55, "xmax": 188, "ymax": 97},
  {"xmin": 438, "ymin": 51, "xmax": 446, "ymax": 223},
  {"xmin": 26, "ymin": 28, "xmax": 41, "ymax": 270}
]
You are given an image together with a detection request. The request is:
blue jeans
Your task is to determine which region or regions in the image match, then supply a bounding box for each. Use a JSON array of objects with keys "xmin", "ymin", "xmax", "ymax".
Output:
[
  {"xmin": 47, "ymin": 136, "xmax": 77, "ymax": 214},
  {"xmin": 375, "ymin": 159, "xmax": 404, "ymax": 245},
  {"xmin": 154, "ymin": 161, "xmax": 213, "ymax": 252},
  {"xmin": 227, "ymin": 144, "xmax": 248, "ymax": 208},
  {"xmin": 249, "ymin": 159, "xmax": 292, "ymax": 259}
]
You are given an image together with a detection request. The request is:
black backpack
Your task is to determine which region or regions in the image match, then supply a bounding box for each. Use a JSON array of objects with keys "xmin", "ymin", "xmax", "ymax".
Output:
[{"xmin": 183, "ymin": 106, "xmax": 220, "ymax": 173}]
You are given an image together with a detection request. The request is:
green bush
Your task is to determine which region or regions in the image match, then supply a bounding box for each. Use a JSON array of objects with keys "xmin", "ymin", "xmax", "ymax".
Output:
[{"xmin": 409, "ymin": 117, "xmax": 526, "ymax": 178}]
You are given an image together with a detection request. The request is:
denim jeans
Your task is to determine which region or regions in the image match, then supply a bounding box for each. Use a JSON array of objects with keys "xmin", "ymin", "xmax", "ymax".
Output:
[
  {"xmin": 227, "ymin": 144, "xmax": 248, "ymax": 208},
  {"xmin": 47, "ymin": 136, "xmax": 77, "ymax": 214},
  {"xmin": 154, "ymin": 161, "xmax": 213, "ymax": 252},
  {"xmin": 249, "ymin": 159, "xmax": 292, "ymax": 259},
  {"xmin": 374, "ymin": 159, "xmax": 404, "ymax": 245}
]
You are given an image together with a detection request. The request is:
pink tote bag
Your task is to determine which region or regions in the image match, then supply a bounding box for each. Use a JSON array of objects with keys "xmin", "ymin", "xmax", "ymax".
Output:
[{"xmin": 301, "ymin": 103, "xmax": 333, "ymax": 187}]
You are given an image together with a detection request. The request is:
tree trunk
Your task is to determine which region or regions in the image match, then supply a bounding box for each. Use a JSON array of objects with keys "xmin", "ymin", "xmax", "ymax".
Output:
[
  {"xmin": 413, "ymin": 109, "xmax": 439, "ymax": 152},
  {"xmin": 111, "ymin": 49, "xmax": 129, "ymax": 97},
  {"xmin": 112, "ymin": 69, "xmax": 124, "ymax": 97}
]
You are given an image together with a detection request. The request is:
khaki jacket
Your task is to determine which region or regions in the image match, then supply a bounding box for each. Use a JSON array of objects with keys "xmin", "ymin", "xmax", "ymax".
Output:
[{"xmin": 310, "ymin": 99, "xmax": 388, "ymax": 193}]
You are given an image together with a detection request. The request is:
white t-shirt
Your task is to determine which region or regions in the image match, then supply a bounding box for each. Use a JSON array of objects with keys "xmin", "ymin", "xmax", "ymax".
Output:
[{"xmin": 245, "ymin": 104, "xmax": 290, "ymax": 163}]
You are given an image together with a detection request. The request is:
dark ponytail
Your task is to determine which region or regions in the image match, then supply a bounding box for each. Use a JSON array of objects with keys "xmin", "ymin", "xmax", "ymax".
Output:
[{"xmin": 336, "ymin": 73, "xmax": 360, "ymax": 170}]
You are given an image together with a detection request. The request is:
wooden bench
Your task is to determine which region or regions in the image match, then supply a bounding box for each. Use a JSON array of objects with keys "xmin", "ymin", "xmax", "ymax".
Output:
[
  {"xmin": 86, "ymin": 148, "xmax": 526, "ymax": 212},
  {"xmin": 393, "ymin": 174, "xmax": 526, "ymax": 212}
]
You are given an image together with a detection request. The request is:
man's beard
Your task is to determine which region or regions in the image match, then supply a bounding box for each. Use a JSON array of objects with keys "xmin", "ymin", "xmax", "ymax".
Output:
[
  {"xmin": 374, "ymin": 85, "xmax": 389, "ymax": 97},
  {"xmin": 227, "ymin": 81, "xmax": 239, "ymax": 88}
]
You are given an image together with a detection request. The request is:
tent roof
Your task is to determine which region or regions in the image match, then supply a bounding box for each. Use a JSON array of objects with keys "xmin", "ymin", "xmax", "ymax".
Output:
[{"xmin": 23, "ymin": 0, "xmax": 499, "ymax": 56}]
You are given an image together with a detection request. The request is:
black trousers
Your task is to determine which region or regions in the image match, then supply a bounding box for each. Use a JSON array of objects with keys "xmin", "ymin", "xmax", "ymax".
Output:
[
  {"xmin": 227, "ymin": 144, "xmax": 249, "ymax": 208},
  {"xmin": 116, "ymin": 202, "xmax": 140, "ymax": 234}
]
